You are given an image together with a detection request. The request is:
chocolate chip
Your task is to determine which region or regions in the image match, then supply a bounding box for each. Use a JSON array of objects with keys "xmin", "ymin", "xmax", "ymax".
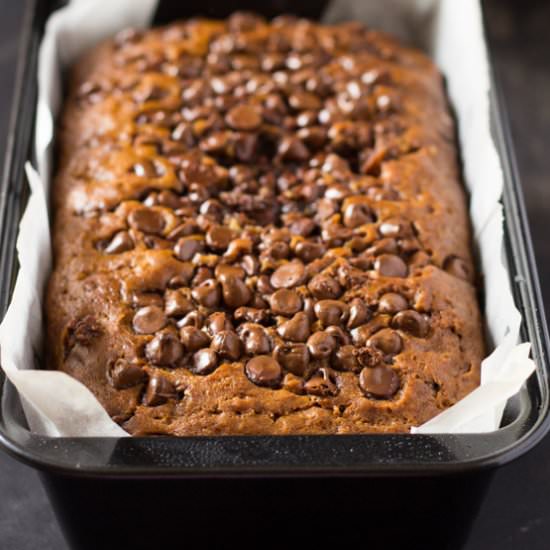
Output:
[
  {"xmin": 192, "ymin": 279, "xmax": 221, "ymax": 308},
  {"xmin": 192, "ymin": 348, "xmax": 218, "ymax": 375},
  {"xmin": 215, "ymin": 264, "xmax": 245, "ymax": 281},
  {"xmin": 295, "ymin": 241, "xmax": 326, "ymax": 263},
  {"xmin": 257, "ymin": 275, "xmax": 275, "ymax": 295},
  {"xmin": 221, "ymin": 275, "xmax": 252, "ymax": 308},
  {"xmin": 289, "ymin": 91, "xmax": 322, "ymax": 111},
  {"xmin": 245, "ymin": 356, "xmax": 282, "ymax": 387},
  {"xmin": 177, "ymin": 310, "xmax": 205, "ymax": 329},
  {"xmin": 110, "ymin": 359, "xmax": 146, "ymax": 389},
  {"xmin": 145, "ymin": 333, "xmax": 183, "ymax": 366},
  {"xmin": 206, "ymin": 225, "xmax": 234, "ymax": 251},
  {"xmin": 308, "ymin": 274, "xmax": 342, "ymax": 299},
  {"xmin": 200, "ymin": 199, "xmax": 224, "ymax": 221},
  {"xmin": 144, "ymin": 374, "xmax": 177, "ymax": 406},
  {"xmin": 240, "ymin": 254, "xmax": 259, "ymax": 276},
  {"xmin": 271, "ymin": 260, "xmax": 306, "ymax": 289},
  {"xmin": 288, "ymin": 218, "xmax": 317, "ymax": 237},
  {"xmin": 206, "ymin": 312, "xmax": 233, "ymax": 336},
  {"xmin": 262, "ymin": 242, "xmax": 290, "ymax": 261},
  {"xmin": 270, "ymin": 289, "xmax": 302, "ymax": 316},
  {"xmin": 104, "ymin": 231, "xmax": 134, "ymax": 254},
  {"xmin": 128, "ymin": 208, "xmax": 165, "ymax": 235},
  {"xmin": 192, "ymin": 266, "xmax": 214, "ymax": 286},
  {"xmin": 234, "ymin": 307, "xmax": 271, "ymax": 324},
  {"xmin": 375, "ymin": 254, "xmax": 408, "ymax": 278},
  {"xmin": 277, "ymin": 312, "xmax": 310, "ymax": 342},
  {"xmin": 347, "ymin": 298, "xmax": 371, "ymax": 329},
  {"xmin": 392, "ymin": 310, "xmax": 429, "ymax": 337},
  {"xmin": 132, "ymin": 160, "xmax": 157, "ymax": 177},
  {"xmin": 304, "ymin": 367, "xmax": 338, "ymax": 396},
  {"xmin": 366, "ymin": 238, "xmax": 398, "ymax": 256},
  {"xmin": 379, "ymin": 219, "xmax": 411, "ymax": 239},
  {"xmin": 307, "ymin": 331, "xmax": 336, "ymax": 359},
  {"xmin": 225, "ymin": 104, "xmax": 262, "ymax": 131},
  {"xmin": 314, "ymin": 300, "xmax": 349, "ymax": 327},
  {"xmin": 342, "ymin": 201, "xmax": 374, "ymax": 228},
  {"xmin": 333, "ymin": 345, "xmax": 360, "ymax": 372},
  {"xmin": 359, "ymin": 366, "xmax": 400, "ymax": 399},
  {"xmin": 132, "ymin": 306, "xmax": 167, "ymax": 335},
  {"xmin": 211, "ymin": 330, "xmax": 242, "ymax": 360},
  {"xmin": 378, "ymin": 293, "xmax": 408, "ymax": 314},
  {"xmin": 180, "ymin": 326, "xmax": 210, "ymax": 351},
  {"xmin": 325, "ymin": 325, "xmax": 350, "ymax": 346},
  {"xmin": 238, "ymin": 323, "xmax": 271, "ymax": 355},
  {"xmin": 132, "ymin": 293, "xmax": 163, "ymax": 308},
  {"xmin": 174, "ymin": 237, "xmax": 203, "ymax": 261},
  {"xmin": 273, "ymin": 342, "xmax": 310, "ymax": 376},
  {"xmin": 278, "ymin": 136, "xmax": 309, "ymax": 162},
  {"xmin": 164, "ymin": 290, "xmax": 194, "ymax": 317},
  {"xmin": 356, "ymin": 346, "xmax": 384, "ymax": 368},
  {"xmin": 367, "ymin": 328, "xmax": 402, "ymax": 356}
]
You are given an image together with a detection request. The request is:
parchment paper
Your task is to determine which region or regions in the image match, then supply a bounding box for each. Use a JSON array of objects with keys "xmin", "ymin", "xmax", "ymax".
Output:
[{"xmin": 0, "ymin": 0, "xmax": 535, "ymax": 436}]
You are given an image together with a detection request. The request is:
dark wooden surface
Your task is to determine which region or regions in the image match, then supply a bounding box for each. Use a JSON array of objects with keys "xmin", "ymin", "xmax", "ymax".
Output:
[{"xmin": 1, "ymin": 1, "xmax": 549, "ymax": 548}]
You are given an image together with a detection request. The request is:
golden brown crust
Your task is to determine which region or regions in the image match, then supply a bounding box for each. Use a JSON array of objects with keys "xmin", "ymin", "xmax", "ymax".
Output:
[{"xmin": 46, "ymin": 13, "xmax": 483, "ymax": 435}]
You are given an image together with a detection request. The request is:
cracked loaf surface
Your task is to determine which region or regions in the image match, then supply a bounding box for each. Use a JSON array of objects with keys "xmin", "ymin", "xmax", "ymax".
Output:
[{"xmin": 46, "ymin": 12, "xmax": 483, "ymax": 435}]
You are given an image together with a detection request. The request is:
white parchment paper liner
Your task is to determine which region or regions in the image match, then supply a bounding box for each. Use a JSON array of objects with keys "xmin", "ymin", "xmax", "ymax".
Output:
[{"xmin": 0, "ymin": 0, "xmax": 535, "ymax": 436}]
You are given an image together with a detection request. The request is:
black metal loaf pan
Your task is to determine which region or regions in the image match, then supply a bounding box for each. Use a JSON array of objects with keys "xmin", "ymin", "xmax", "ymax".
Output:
[{"xmin": 1, "ymin": 1, "xmax": 549, "ymax": 549}]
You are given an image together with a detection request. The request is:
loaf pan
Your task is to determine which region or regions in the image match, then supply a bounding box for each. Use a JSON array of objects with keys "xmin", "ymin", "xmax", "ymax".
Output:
[{"xmin": 0, "ymin": 1, "xmax": 549, "ymax": 549}]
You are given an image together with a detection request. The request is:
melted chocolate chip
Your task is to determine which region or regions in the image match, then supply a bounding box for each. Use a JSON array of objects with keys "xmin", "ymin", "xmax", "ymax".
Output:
[
  {"xmin": 342, "ymin": 201, "xmax": 374, "ymax": 228},
  {"xmin": 359, "ymin": 366, "xmax": 400, "ymax": 399},
  {"xmin": 277, "ymin": 312, "xmax": 311, "ymax": 342},
  {"xmin": 392, "ymin": 310, "xmax": 429, "ymax": 337},
  {"xmin": 333, "ymin": 345, "xmax": 360, "ymax": 372},
  {"xmin": 245, "ymin": 355, "xmax": 282, "ymax": 387},
  {"xmin": 206, "ymin": 226, "xmax": 234, "ymax": 251},
  {"xmin": 192, "ymin": 349, "xmax": 218, "ymax": 375},
  {"xmin": 225, "ymin": 104, "xmax": 262, "ymax": 131},
  {"xmin": 378, "ymin": 293, "xmax": 408, "ymax": 314},
  {"xmin": 104, "ymin": 231, "xmax": 134, "ymax": 254},
  {"xmin": 375, "ymin": 254, "xmax": 408, "ymax": 278},
  {"xmin": 314, "ymin": 300, "xmax": 349, "ymax": 327},
  {"xmin": 110, "ymin": 359, "xmax": 146, "ymax": 389},
  {"xmin": 180, "ymin": 326, "xmax": 210, "ymax": 351},
  {"xmin": 206, "ymin": 312, "xmax": 233, "ymax": 336},
  {"xmin": 270, "ymin": 289, "xmax": 302, "ymax": 316},
  {"xmin": 174, "ymin": 237, "xmax": 203, "ymax": 261},
  {"xmin": 273, "ymin": 342, "xmax": 310, "ymax": 376},
  {"xmin": 347, "ymin": 298, "xmax": 371, "ymax": 329},
  {"xmin": 132, "ymin": 306, "xmax": 167, "ymax": 335},
  {"xmin": 144, "ymin": 374, "xmax": 177, "ymax": 406},
  {"xmin": 128, "ymin": 208, "xmax": 165, "ymax": 235},
  {"xmin": 307, "ymin": 331, "xmax": 336, "ymax": 359},
  {"xmin": 271, "ymin": 260, "xmax": 306, "ymax": 289},
  {"xmin": 238, "ymin": 323, "xmax": 271, "ymax": 355},
  {"xmin": 221, "ymin": 275, "xmax": 252, "ymax": 308},
  {"xmin": 367, "ymin": 328, "xmax": 403, "ymax": 356},
  {"xmin": 164, "ymin": 290, "xmax": 194, "ymax": 317},
  {"xmin": 304, "ymin": 367, "xmax": 338, "ymax": 397},
  {"xmin": 145, "ymin": 333, "xmax": 183, "ymax": 366},
  {"xmin": 211, "ymin": 330, "xmax": 242, "ymax": 360},
  {"xmin": 192, "ymin": 279, "xmax": 221, "ymax": 307},
  {"xmin": 308, "ymin": 274, "xmax": 342, "ymax": 299}
]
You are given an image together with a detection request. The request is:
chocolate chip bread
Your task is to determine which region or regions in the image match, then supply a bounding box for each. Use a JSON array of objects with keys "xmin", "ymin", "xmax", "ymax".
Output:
[{"xmin": 46, "ymin": 12, "xmax": 483, "ymax": 435}]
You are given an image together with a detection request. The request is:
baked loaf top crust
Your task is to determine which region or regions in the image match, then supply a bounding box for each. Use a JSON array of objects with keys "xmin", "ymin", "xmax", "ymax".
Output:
[{"xmin": 46, "ymin": 12, "xmax": 483, "ymax": 435}]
